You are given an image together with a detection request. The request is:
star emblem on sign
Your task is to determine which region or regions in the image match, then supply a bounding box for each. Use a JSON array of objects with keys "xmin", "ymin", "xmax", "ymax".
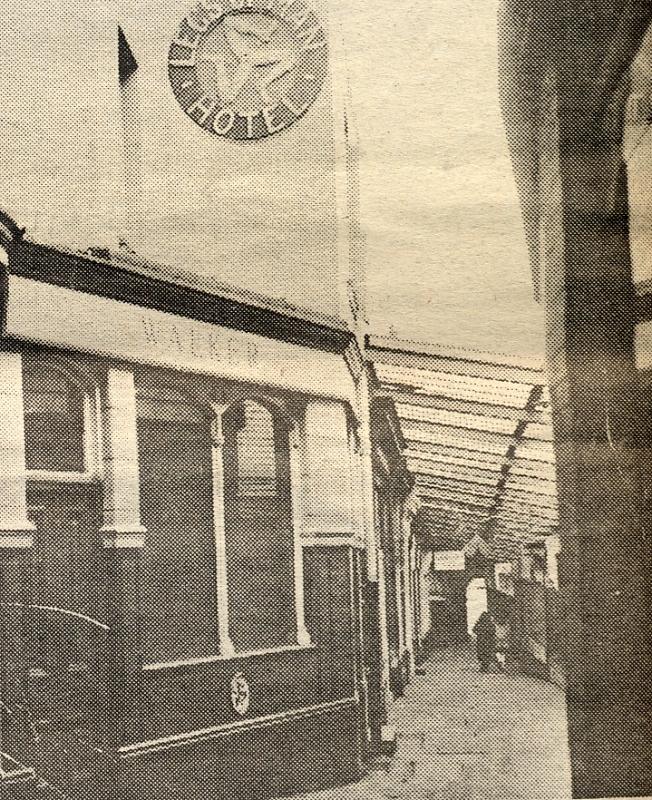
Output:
[
  {"xmin": 202, "ymin": 16, "xmax": 297, "ymax": 106},
  {"xmin": 230, "ymin": 672, "xmax": 250, "ymax": 715},
  {"xmin": 168, "ymin": 0, "xmax": 328, "ymax": 141}
]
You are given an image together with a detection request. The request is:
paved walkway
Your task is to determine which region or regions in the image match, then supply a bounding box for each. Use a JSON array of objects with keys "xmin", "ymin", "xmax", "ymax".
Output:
[{"xmin": 296, "ymin": 645, "xmax": 572, "ymax": 800}]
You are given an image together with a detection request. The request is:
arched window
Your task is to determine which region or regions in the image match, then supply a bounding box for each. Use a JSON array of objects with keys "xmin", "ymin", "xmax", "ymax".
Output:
[
  {"xmin": 136, "ymin": 386, "xmax": 219, "ymax": 664},
  {"xmin": 22, "ymin": 360, "xmax": 95, "ymax": 476},
  {"xmin": 22, "ymin": 359, "xmax": 105, "ymax": 683},
  {"xmin": 229, "ymin": 400, "xmax": 278, "ymax": 499},
  {"xmin": 222, "ymin": 399, "xmax": 296, "ymax": 651}
]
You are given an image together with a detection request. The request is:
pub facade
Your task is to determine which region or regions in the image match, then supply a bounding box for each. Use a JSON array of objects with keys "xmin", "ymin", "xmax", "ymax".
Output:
[{"xmin": 0, "ymin": 220, "xmax": 395, "ymax": 798}]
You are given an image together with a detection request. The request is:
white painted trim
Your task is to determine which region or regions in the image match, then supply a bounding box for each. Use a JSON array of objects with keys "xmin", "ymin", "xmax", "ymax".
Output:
[
  {"xmin": 26, "ymin": 470, "xmax": 97, "ymax": 484},
  {"xmin": 208, "ymin": 407, "xmax": 235, "ymax": 658},
  {"xmin": 82, "ymin": 392, "xmax": 97, "ymax": 475},
  {"xmin": 635, "ymin": 321, "xmax": 652, "ymax": 371},
  {"xmin": 0, "ymin": 534, "xmax": 33, "ymax": 549},
  {"xmin": 0, "ymin": 752, "xmax": 35, "ymax": 783},
  {"xmin": 213, "ymin": 400, "xmax": 311, "ymax": 652},
  {"xmin": 99, "ymin": 525, "xmax": 147, "ymax": 534},
  {"xmin": 0, "ymin": 353, "xmax": 34, "ymax": 538},
  {"xmin": 117, "ymin": 696, "xmax": 358, "ymax": 758},
  {"xmin": 101, "ymin": 529, "xmax": 146, "ymax": 549},
  {"xmin": 289, "ymin": 423, "xmax": 311, "ymax": 647},
  {"xmin": 0, "ymin": 519, "xmax": 36, "ymax": 532},
  {"xmin": 101, "ymin": 369, "xmax": 144, "ymax": 547},
  {"xmin": 143, "ymin": 642, "xmax": 316, "ymax": 672},
  {"xmin": 23, "ymin": 355, "xmax": 102, "ymax": 482},
  {"xmin": 6, "ymin": 275, "xmax": 356, "ymax": 404},
  {"xmin": 301, "ymin": 537, "xmax": 364, "ymax": 549}
]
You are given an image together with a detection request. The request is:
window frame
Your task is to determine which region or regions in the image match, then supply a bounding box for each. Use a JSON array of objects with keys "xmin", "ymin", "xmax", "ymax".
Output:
[
  {"xmin": 219, "ymin": 394, "xmax": 307, "ymax": 652},
  {"xmin": 23, "ymin": 357, "xmax": 101, "ymax": 484},
  {"xmin": 135, "ymin": 382, "xmax": 222, "ymax": 665}
]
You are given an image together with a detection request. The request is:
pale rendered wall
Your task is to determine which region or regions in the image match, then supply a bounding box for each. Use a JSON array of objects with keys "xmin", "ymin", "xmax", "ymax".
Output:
[{"xmin": 1, "ymin": 0, "xmax": 355, "ymax": 320}]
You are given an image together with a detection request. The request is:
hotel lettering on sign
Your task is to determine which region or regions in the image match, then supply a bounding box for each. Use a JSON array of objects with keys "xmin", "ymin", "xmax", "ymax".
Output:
[
  {"xmin": 0, "ymin": 0, "xmax": 356, "ymax": 317},
  {"xmin": 168, "ymin": 0, "xmax": 329, "ymax": 140}
]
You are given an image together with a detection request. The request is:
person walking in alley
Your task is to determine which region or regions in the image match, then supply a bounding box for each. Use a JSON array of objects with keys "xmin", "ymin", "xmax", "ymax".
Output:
[{"xmin": 472, "ymin": 611, "xmax": 497, "ymax": 673}]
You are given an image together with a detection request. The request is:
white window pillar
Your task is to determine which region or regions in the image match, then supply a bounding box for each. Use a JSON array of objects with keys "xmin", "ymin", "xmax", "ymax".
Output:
[
  {"xmin": 209, "ymin": 407, "xmax": 235, "ymax": 657},
  {"xmin": 0, "ymin": 352, "xmax": 35, "ymax": 548},
  {"xmin": 288, "ymin": 422, "xmax": 311, "ymax": 647},
  {"xmin": 100, "ymin": 369, "xmax": 146, "ymax": 549}
]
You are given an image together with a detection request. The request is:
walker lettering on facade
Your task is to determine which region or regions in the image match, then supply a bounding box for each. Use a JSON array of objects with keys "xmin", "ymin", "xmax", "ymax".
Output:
[
  {"xmin": 141, "ymin": 317, "xmax": 258, "ymax": 367},
  {"xmin": 168, "ymin": 0, "xmax": 328, "ymax": 140},
  {"xmin": 4, "ymin": 275, "xmax": 356, "ymax": 401}
]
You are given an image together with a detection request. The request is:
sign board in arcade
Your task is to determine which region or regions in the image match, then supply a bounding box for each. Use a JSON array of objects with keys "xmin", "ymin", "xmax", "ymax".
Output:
[{"xmin": 432, "ymin": 550, "xmax": 465, "ymax": 571}]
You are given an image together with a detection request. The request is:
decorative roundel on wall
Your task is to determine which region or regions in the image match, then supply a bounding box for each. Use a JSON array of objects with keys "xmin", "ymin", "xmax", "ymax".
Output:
[
  {"xmin": 168, "ymin": 0, "xmax": 329, "ymax": 141},
  {"xmin": 230, "ymin": 671, "xmax": 251, "ymax": 715}
]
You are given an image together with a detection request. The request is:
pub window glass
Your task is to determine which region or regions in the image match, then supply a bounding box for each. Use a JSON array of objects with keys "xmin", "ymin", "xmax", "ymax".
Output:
[
  {"xmin": 222, "ymin": 399, "xmax": 296, "ymax": 650},
  {"xmin": 23, "ymin": 362, "xmax": 88, "ymax": 473},
  {"xmin": 136, "ymin": 386, "xmax": 219, "ymax": 663},
  {"xmin": 234, "ymin": 400, "xmax": 277, "ymax": 498}
]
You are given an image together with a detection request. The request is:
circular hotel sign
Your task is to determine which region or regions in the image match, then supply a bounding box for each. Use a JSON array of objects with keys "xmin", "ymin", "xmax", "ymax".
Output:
[{"xmin": 168, "ymin": 0, "xmax": 328, "ymax": 141}]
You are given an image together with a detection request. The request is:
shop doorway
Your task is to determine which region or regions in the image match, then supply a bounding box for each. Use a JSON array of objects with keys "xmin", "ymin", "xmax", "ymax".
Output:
[{"xmin": 466, "ymin": 577, "xmax": 488, "ymax": 637}]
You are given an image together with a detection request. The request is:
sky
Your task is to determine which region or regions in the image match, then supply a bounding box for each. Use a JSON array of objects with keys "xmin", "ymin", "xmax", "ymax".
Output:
[{"xmin": 342, "ymin": 0, "xmax": 545, "ymax": 361}]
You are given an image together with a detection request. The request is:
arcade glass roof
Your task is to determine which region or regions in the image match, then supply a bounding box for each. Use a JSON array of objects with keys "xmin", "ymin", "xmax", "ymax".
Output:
[{"xmin": 367, "ymin": 336, "xmax": 557, "ymax": 555}]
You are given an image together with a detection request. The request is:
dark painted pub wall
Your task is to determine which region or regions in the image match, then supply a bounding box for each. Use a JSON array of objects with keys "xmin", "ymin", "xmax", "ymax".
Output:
[{"xmin": 2, "ymin": 350, "xmax": 365, "ymax": 799}]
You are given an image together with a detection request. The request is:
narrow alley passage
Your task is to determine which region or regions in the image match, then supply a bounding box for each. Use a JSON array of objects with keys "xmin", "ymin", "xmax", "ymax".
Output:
[{"xmin": 295, "ymin": 646, "xmax": 572, "ymax": 800}]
